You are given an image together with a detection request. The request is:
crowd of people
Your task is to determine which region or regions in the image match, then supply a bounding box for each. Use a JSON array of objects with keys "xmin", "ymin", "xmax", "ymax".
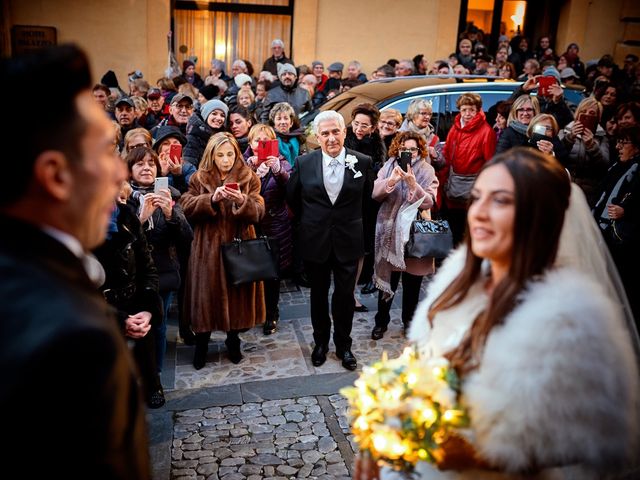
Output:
[
  {"xmin": 88, "ymin": 31, "xmax": 640, "ymax": 405},
  {"xmin": 2, "ymin": 30, "xmax": 639, "ymax": 478}
]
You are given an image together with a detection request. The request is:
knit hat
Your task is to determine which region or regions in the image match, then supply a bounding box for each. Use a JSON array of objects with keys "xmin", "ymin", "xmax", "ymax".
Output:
[
  {"xmin": 277, "ymin": 63, "xmax": 297, "ymax": 78},
  {"xmin": 199, "ymin": 84, "xmax": 220, "ymax": 100},
  {"xmin": 560, "ymin": 67, "xmax": 577, "ymax": 79},
  {"xmin": 152, "ymin": 125, "xmax": 187, "ymax": 152},
  {"xmin": 312, "ymin": 60, "xmax": 324, "ymax": 68},
  {"xmin": 101, "ymin": 70, "xmax": 120, "ymax": 89},
  {"xmin": 542, "ymin": 66, "xmax": 561, "ymax": 83},
  {"xmin": 183, "ymin": 60, "xmax": 195, "ymax": 72},
  {"xmin": 234, "ymin": 73, "xmax": 252, "ymax": 88},
  {"xmin": 328, "ymin": 62, "xmax": 344, "ymax": 72},
  {"xmin": 201, "ymin": 99, "xmax": 229, "ymax": 121}
]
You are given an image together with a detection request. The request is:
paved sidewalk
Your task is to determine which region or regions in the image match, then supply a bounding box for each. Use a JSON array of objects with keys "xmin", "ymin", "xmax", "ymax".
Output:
[{"xmin": 149, "ymin": 279, "xmax": 422, "ymax": 480}]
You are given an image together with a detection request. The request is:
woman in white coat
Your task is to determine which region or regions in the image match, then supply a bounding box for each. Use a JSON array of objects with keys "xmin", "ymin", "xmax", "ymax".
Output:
[{"xmin": 357, "ymin": 147, "xmax": 639, "ymax": 479}]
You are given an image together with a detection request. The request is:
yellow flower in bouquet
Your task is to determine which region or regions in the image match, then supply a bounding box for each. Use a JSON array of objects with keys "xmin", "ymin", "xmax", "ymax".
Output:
[{"xmin": 340, "ymin": 346, "xmax": 469, "ymax": 472}]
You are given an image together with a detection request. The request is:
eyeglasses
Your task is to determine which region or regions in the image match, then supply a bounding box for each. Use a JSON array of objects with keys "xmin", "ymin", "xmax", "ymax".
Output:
[
  {"xmin": 417, "ymin": 111, "xmax": 432, "ymax": 116},
  {"xmin": 516, "ymin": 108, "xmax": 535, "ymax": 113},
  {"xmin": 128, "ymin": 143, "xmax": 147, "ymax": 151},
  {"xmin": 352, "ymin": 120, "xmax": 372, "ymax": 130},
  {"xmin": 173, "ymin": 103, "xmax": 194, "ymax": 111},
  {"xmin": 616, "ymin": 140, "xmax": 633, "ymax": 146},
  {"xmin": 379, "ymin": 120, "xmax": 398, "ymax": 127},
  {"xmin": 402, "ymin": 147, "xmax": 420, "ymax": 153}
]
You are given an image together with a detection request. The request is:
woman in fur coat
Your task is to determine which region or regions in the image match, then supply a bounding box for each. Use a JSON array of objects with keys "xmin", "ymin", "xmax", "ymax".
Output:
[
  {"xmin": 181, "ymin": 133, "xmax": 265, "ymax": 370},
  {"xmin": 358, "ymin": 148, "xmax": 639, "ymax": 479}
]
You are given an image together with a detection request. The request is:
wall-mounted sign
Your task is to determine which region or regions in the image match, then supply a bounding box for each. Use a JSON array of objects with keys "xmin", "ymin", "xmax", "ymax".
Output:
[{"xmin": 11, "ymin": 25, "xmax": 57, "ymax": 56}]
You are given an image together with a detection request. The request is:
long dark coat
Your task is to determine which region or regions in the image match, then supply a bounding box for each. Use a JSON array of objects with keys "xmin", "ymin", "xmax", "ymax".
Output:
[{"xmin": 180, "ymin": 160, "xmax": 266, "ymax": 333}]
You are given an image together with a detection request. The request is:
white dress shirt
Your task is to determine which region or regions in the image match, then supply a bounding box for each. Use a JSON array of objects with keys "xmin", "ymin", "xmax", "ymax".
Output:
[
  {"xmin": 41, "ymin": 225, "xmax": 106, "ymax": 286},
  {"xmin": 322, "ymin": 148, "xmax": 346, "ymax": 204}
]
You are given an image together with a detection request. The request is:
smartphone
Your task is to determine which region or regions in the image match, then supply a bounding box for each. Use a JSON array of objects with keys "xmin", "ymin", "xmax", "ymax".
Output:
[
  {"xmin": 578, "ymin": 113, "xmax": 598, "ymax": 135},
  {"xmin": 398, "ymin": 151, "xmax": 412, "ymax": 172},
  {"xmin": 169, "ymin": 143, "xmax": 182, "ymax": 163},
  {"xmin": 257, "ymin": 139, "xmax": 279, "ymax": 164},
  {"xmin": 538, "ymin": 76, "xmax": 556, "ymax": 97},
  {"xmin": 225, "ymin": 182, "xmax": 239, "ymax": 190},
  {"xmin": 154, "ymin": 176, "xmax": 169, "ymax": 193}
]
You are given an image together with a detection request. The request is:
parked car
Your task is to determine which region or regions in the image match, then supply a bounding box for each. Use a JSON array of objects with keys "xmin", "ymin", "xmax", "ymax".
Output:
[{"xmin": 301, "ymin": 75, "xmax": 585, "ymax": 142}]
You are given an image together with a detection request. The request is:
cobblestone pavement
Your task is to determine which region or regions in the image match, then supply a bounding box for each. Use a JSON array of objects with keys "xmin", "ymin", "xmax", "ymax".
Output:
[{"xmin": 150, "ymin": 279, "xmax": 429, "ymax": 480}]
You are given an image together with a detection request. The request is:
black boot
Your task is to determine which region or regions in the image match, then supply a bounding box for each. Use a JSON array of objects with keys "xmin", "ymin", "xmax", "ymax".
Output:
[
  {"xmin": 225, "ymin": 331, "xmax": 243, "ymax": 364},
  {"xmin": 193, "ymin": 332, "xmax": 211, "ymax": 370}
]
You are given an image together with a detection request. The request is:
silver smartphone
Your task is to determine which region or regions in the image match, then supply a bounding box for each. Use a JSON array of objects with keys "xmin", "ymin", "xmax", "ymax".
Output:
[{"xmin": 154, "ymin": 176, "xmax": 169, "ymax": 193}]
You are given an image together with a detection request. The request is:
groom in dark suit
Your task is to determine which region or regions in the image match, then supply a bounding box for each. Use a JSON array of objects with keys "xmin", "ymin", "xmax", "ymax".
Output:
[
  {"xmin": 287, "ymin": 110, "xmax": 373, "ymax": 370},
  {"xmin": 0, "ymin": 45, "xmax": 151, "ymax": 478}
]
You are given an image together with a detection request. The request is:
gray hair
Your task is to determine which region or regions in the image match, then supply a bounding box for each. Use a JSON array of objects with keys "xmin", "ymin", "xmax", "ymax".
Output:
[
  {"xmin": 269, "ymin": 102, "xmax": 296, "ymax": 124},
  {"xmin": 232, "ymin": 59, "xmax": 247, "ymax": 71},
  {"xmin": 211, "ymin": 59, "xmax": 226, "ymax": 72},
  {"xmin": 406, "ymin": 98, "xmax": 433, "ymax": 120},
  {"xmin": 348, "ymin": 60, "xmax": 362, "ymax": 71},
  {"xmin": 271, "ymin": 39, "xmax": 285, "ymax": 48},
  {"xmin": 313, "ymin": 110, "xmax": 345, "ymax": 133},
  {"xmin": 399, "ymin": 60, "xmax": 415, "ymax": 73}
]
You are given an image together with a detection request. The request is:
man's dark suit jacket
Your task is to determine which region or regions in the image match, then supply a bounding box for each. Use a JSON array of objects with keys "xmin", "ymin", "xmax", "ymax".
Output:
[
  {"xmin": 286, "ymin": 148, "xmax": 373, "ymax": 264},
  {"xmin": 0, "ymin": 215, "xmax": 151, "ymax": 479}
]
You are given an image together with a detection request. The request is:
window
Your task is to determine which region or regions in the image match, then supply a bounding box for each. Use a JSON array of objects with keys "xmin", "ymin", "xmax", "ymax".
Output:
[{"xmin": 173, "ymin": 1, "xmax": 293, "ymax": 77}]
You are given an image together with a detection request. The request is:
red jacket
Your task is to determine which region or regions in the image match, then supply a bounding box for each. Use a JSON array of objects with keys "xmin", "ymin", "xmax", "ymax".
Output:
[{"xmin": 442, "ymin": 110, "xmax": 496, "ymax": 208}]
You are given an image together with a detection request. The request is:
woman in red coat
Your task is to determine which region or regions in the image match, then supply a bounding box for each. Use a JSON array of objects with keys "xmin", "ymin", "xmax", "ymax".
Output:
[{"xmin": 443, "ymin": 93, "xmax": 497, "ymax": 244}]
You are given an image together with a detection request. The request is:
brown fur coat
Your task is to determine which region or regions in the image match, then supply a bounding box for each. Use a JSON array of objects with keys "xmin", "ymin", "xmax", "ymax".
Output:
[{"xmin": 180, "ymin": 160, "xmax": 265, "ymax": 333}]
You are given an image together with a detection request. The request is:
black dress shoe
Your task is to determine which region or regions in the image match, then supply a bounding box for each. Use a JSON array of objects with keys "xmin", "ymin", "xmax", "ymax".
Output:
[
  {"xmin": 193, "ymin": 344, "xmax": 208, "ymax": 370},
  {"xmin": 311, "ymin": 344, "xmax": 328, "ymax": 366},
  {"xmin": 294, "ymin": 272, "xmax": 312, "ymax": 288},
  {"xmin": 263, "ymin": 318, "xmax": 278, "ymax": 335},
  {"xmin": 371, "ymin": 325, "xmax": 387, "ymax": 340},
  {"xmin": 337, "ymin": 350, "xmax": 357, "ymax": 371},
  {"xmin": 360, "ymin": 280, "xmax": 378, "ymax": 295},
  {"xmin": 354, "ymin": 303, "xmax": 369, "ymax": 313},
  {"xmin": 147, "ymin": 388, "xmax": 166, "ymax": 409}
]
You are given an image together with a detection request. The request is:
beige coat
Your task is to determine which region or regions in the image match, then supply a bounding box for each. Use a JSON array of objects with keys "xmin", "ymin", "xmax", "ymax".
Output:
[{"xmin": 180, "ymin": 162, "xmax": 265, "ymax": 333}]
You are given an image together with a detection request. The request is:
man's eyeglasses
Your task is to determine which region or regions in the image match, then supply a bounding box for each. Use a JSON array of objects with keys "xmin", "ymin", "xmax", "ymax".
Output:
[
  {"xmin": 516, "ymin": 108, "xmax": 535, "ymax": 113},
  {"xmin": 173, "ymin": 104, "xmax": 194, "ymax": 112}
]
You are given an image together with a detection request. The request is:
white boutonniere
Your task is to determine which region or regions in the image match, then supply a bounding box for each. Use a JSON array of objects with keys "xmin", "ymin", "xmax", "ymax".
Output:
[{"xmin": 345, "ymin": 154, "xmax": 362, "ymax": 178}]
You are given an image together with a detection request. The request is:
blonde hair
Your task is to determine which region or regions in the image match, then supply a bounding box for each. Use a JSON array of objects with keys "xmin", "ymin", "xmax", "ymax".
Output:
[
  {"xmin": 507, "ymin": 95, "xmax": 540, "ymax": 126},
  {"xmin": 248, "ymin": 124, "xmax": 276, "ymax": 143},
  {"xmin": 238, "ymin": 89, "xmax": 255, "ymax": 103},
  {"xmin": 178, "ymin": 83, "xmax": 199, "ymax": 100},
  {"xmin": 122, "ymin": 128, "xmax": 152, "ymax": 156},
  {"xmin": 131, "ymin": 96, "xmax": 148, "ymax": 116},
  {"xmin": 379, "ymin": 108, "xmax": 403, "ymax": 127},
  {"xmin": 200, "ymin": 132, "xmax": 243, "ymax": 172},
  {"xmin": 574, "ymin": 97, "xmax": 603, "ymax": 121},
  {"xmin": 527, "ymin": 113, "xmax": 559, "ymax": 137}
]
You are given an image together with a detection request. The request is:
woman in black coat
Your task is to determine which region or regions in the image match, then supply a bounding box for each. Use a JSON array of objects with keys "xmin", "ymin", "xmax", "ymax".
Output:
[
  {"xmin": 344, "ymin": 103, "xmax": 387, "ymax": 302},
  {"xmin": 593, "ymin": 125, "xmax": 640, "ymax": 323},
  {"xmin": 496, "ymin": 94, "xmax": 540, "ymax": 153},
  {"xmin": 94, "ymin": 187, "xmax": 165, "ymax": 409}
]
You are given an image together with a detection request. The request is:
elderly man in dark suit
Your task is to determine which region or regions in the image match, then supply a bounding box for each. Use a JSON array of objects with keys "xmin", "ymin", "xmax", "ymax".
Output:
[
  {"xmin": 287, "ymin": 110, "xmax": 373, "ymax": 371},
  {"xmin": 0, "ymin": 45, "xmax": 151, "ymax": 479}
]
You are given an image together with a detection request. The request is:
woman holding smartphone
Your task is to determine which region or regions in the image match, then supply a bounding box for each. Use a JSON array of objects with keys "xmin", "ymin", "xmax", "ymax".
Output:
[
  {"xmin": 559, "ymin": 97, "xmax": 610, "ymax": 206},
  {"xmin": 244, "ymin": 124, "xmax": 292, "ymax": 335},
  {"xmin": 371, "ymin": 131, "xmax": 439, "ymax": 340},
  {"xmin": 181, "ymin": 132, "xmax": 265, "ymax": 369},
  {"xmin": 526, "ymin": 113, "xmax": 569, "ymax": 165}
]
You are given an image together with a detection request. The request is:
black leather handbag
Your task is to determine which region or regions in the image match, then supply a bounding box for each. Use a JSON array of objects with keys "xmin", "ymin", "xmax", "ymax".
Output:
[
  {"xmin": 405, "ymin": 216, "xmax": 453, "ymax": 260},
  {"xmin": 221, "ymin": 231, "xmax": 280, "ymax": 286}
]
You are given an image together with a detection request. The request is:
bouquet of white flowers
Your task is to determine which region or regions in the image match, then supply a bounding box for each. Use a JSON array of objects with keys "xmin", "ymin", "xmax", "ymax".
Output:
[{"xmin": 340, "ymin": 346, "xmax": 469, "ymax": 473}]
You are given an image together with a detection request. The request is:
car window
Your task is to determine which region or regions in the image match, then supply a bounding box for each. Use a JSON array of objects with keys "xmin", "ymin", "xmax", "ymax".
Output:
[{"xmin": 381, "ymin": 94, "xmax": 442, "ymax": 139}]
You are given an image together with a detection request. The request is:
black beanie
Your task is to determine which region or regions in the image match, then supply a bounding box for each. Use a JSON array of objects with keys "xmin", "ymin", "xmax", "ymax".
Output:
[
  {"xmin": 199, "ymin": 84, "xmax": 220, "ymax": 100},
  {"xmin": 101, "ymin": 70, "xmax": 120, "ymax": 89}
]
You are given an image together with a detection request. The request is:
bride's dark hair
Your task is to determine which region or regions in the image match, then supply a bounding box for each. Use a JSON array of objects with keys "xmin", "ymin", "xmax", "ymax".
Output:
[{"xmin": 429, "ymin": 148, "xmax": 571, "ymax": 372}]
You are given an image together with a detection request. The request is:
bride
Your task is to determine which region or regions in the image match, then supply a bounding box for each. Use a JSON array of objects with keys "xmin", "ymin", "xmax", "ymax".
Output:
[{"xmin": 357, "ymin": 148, "xmax": 639, "ymax": 479}]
